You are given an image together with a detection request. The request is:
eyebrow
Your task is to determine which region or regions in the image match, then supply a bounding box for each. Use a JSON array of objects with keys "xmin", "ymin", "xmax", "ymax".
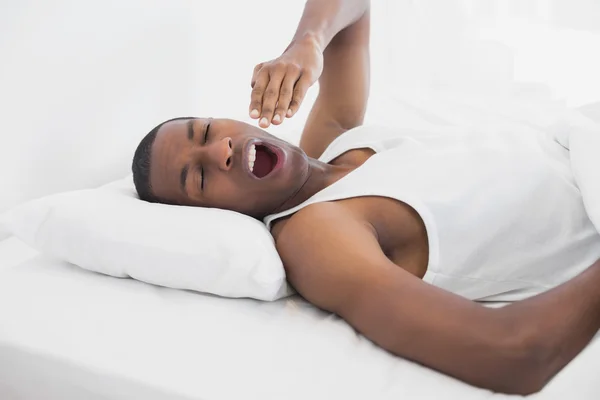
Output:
[
  {"xmin": 179, "ymin": 165, "xmax": 189, "ymax": 195},
  {"xmin": 179, "ymin": 165, "xmax": 190, "ymax": 194},
  {"xmin": 187, "ymin": 119, "xmax": 194, "ymax": 141},
  {"xmin": 179, "ymin": 119, "xmax": 196, "ymax": 194}
]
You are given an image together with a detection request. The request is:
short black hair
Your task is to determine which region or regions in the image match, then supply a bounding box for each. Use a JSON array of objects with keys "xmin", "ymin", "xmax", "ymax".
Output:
[{"xmin": 132, "ymin": 117, "xmax": 193, "ymax": 203}]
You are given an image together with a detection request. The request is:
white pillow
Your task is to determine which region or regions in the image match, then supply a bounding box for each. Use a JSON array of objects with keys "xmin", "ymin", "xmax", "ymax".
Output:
[{"xmin": 0, "ymin": 176, "xmax": 293, "ymax": 301}]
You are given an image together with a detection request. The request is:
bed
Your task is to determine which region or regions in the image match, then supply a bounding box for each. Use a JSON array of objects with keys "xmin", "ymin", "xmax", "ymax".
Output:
[
  {"xmin": 2, "ymin": 1, "xmax": 600, "ymax": 399},
  {"xmin": 0, "ymin": 235, "xmax": 598, "ymax": 400},
  {"xmin": 4, "ymin": 99, "xmax": 600, "ymax": 400}
]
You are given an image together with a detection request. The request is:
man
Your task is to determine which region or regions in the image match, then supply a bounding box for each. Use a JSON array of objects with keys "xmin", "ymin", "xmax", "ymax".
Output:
[{"xmin": 131, "ymin": 0, "xmax": 600, "ymax": 394}]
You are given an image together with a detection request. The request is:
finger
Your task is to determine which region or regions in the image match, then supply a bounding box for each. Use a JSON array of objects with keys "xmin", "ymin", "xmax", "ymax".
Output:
[
  {"xmin": 250, "ymin": 63, "xmax": 263, "ymax": 88},
  {"xmin": 249, "ymin": 68, "xmax": 269, "ymax": 119},
  {"xmin": 272, "ymin": 67, "xmax": 300, "ymax": 125},
  {"xmin": 287, "ymin": 74, "xmax": 311, "ymax": 118},
  {"xmin": 259, "ymin": 68, "xmax": 285, "ymax": 128}
]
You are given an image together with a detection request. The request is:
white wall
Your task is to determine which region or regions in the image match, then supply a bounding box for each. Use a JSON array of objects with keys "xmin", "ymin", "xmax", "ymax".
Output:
[
  {"xmin": 0, "ymin": 1, "xmax": 197, "ymax": 212},
  {"xmin": 0, "ymin": 0, "xmax": 315, "ymax": 213},
  {"xmin": 1, "ymin": 0, "xmax": 599, "ymax": 213},
  {"xmin": 376, "ymin": 0, "xmax": 600, "ymax": 105}
]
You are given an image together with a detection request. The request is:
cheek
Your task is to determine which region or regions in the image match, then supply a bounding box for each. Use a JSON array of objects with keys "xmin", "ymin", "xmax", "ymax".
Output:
[
  {"xmin": 208, "ymin": 176, "xmax": 239, "ymax": 201},
  {"xmin": 208, "ymin": 175, "xmax": 272, "ymax": 212},
  {"xmin": 207, "ymin": 175, "xmax": 257, "ymax": 210}
]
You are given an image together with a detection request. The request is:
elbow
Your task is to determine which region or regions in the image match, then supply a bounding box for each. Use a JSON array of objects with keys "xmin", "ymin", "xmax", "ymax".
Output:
[
  {"xmin": 502, "ymin": 366, "xmax": 547, "ymax": 396},
  {"xmin": 493, "ymin": 327, "xmax": 556, "ymax": 395},
  {"xmin": 505, "ymin": 361, "xmax": 551, "ymax": 395}
]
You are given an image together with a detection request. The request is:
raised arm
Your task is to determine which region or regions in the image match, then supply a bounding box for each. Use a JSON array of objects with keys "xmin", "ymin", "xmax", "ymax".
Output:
[
  {"xmin": 249, "ymin": 0, "xmax": 370, "ymax": 158},
  {"xmin": 275, "ymin": 204, "xmax": 600, "ymax": 395}
]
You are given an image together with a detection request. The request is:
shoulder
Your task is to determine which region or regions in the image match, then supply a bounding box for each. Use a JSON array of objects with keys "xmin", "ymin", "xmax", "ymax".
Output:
[
  {"xmin": 272, "ymin": 201, "xmax": 387, "ymax": 311},
  {"xmin": 272, "ymin": 201, "xmax": 354, "ymax": 247},
  {"xmin": 272, "ymin": 199, "xmax": 376, "ymax": 247}
]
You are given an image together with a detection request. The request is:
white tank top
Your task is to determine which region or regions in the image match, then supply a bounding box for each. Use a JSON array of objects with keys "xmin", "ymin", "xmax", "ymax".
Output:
[{"xmin": 264, "ymin": 125, "xmax": 600, "ymax": 302}]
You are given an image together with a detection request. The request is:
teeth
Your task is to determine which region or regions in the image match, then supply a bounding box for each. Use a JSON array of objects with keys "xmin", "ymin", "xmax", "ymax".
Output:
[{"xmin": 248, "ymin": 144, "xmax": 256, "ymax": 172}]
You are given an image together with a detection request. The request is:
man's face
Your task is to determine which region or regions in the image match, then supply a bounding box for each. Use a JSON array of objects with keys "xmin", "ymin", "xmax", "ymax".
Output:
[{"xmin": 149, "ymin": 118, "xmax": 310, "ymax": 218}]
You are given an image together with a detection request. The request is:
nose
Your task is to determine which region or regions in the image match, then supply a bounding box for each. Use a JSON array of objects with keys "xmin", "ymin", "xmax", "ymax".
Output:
[
  {"xmin": 190, "ymin": 136, "xmax": 234, "ymax": 171},
  {"xmin": 215, "ymin": 137, "xmax": 233, "ymax": 171}
]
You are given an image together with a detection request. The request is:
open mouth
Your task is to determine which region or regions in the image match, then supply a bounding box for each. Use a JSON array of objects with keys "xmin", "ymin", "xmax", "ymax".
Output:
[{"xmin": 249, "ymin": 144, "xmax": 278, "ymax": 178}]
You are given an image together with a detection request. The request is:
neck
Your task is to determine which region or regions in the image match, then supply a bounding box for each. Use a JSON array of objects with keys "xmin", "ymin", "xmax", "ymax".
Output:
[{"xmin": 269, "ymin": 157, "xmax": 351, "ymax": 216}]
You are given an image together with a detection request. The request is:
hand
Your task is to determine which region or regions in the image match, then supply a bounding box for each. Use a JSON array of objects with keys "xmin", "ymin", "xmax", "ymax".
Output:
[{"xmin": 249, "ymin": 36, "xmax": 323, "ymax": 128}]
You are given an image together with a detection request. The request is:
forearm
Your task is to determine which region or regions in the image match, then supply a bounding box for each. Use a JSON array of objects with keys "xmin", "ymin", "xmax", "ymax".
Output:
[
  {"xmin": 289, "ymin": 0, "xmax": 370, "ymax": 50},
  {"xmin": 501, "ymin": 258, "xmax": 600, "ymax": 389},
  {"xmin": 351, "ymin": 260, "xmax": 600, "ymax": 395},
  {"xmin": 450, "ymin": 260, "xmax": 600, "ymax": 393}
]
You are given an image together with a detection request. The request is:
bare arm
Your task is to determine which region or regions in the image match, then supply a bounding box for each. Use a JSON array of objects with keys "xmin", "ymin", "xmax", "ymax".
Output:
[
  {"xmin": 276, "ymin": 204, "xmax": 600, "ymax": 395},
  {"xmin": 249, "ymin": 0, "xmax": 370, "ymax": 158},
  {"xmin": 289, "ymin": 0, "xmax": 370, "ymax": 51},
  {"xmin": 299, "ymin": 5, "xmax": 370, "ymax": 158}
]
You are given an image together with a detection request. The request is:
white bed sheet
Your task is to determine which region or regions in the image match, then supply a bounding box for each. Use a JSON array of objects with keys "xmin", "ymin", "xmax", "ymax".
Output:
[{"xmin": 0, "ymin": 237, "xmax": 599, "ymax": 400}]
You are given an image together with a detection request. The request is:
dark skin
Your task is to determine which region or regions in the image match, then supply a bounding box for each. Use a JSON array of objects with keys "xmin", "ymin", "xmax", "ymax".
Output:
[
  {"xmin": 148, "ymin": 0, "xmax": 600, "ymax": 395},
  {"xmin": 149, "ymin": 117, "xmax": 349, "ymax": 218}
]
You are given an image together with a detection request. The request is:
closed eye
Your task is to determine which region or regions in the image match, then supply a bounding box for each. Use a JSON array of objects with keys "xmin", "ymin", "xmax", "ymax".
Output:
[
  {"xmin": 199, "ymin": 121, "xmax": 211, "ymax": 190},
  {"xmin": 204, "ymin": 122, "xmax": 211, "ymax": 144},
  {"xmin": 200, "ymin": 167, "xmax": 205, "ymax": 191}
]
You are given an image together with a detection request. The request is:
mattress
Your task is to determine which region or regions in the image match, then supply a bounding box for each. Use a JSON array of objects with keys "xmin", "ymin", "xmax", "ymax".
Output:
[{"xmin": 0, "ymin": 237, "xmax": 599, "ymax": 400}]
